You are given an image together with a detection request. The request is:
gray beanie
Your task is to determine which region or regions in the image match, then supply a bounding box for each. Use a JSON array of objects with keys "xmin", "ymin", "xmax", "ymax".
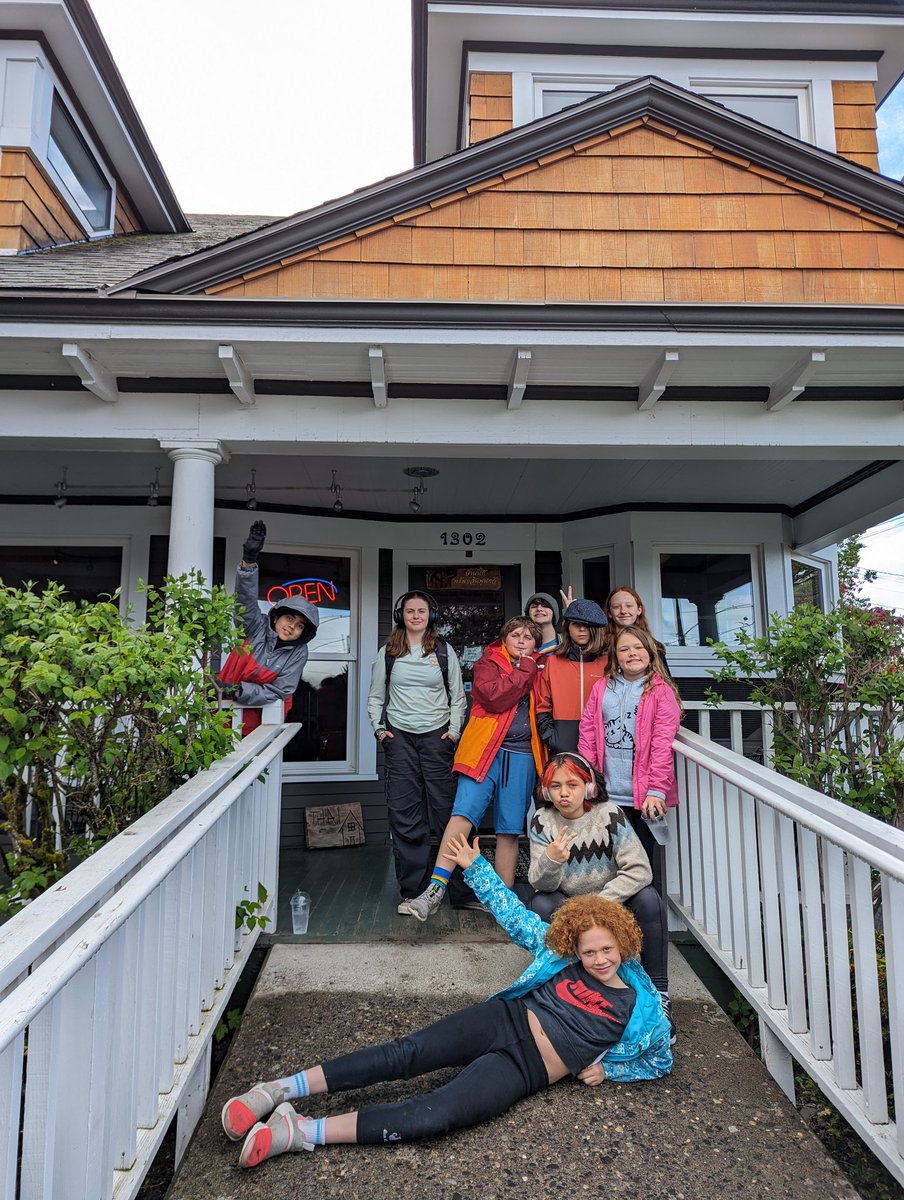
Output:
[
  {"xmin": 526, "ymin": 592, "xmax": 560, "ymax": 624},
  {"xmin": 562, "ymin": 598, "xmax": 608, "ymax": 627}
]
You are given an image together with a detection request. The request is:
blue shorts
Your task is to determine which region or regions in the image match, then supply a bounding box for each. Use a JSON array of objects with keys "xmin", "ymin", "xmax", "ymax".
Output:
[{"xmin": 453, "ymin": 750, "xmax": 537, "ymax": 835}]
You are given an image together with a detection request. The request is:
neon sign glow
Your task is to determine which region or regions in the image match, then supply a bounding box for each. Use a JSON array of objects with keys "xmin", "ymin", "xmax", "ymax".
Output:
[{"xmin": 267, "ymin": 577, "xmax": 338, "ymax": 606}]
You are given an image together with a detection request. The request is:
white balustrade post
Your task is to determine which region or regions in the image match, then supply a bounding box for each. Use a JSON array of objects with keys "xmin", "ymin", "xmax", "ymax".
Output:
[{"xmin": 161, "ymin": 442, "xmax": 229, "ymax": 583}]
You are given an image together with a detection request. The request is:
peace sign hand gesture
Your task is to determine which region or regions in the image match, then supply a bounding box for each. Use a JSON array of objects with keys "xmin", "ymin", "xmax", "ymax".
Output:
[{"xmin": 545, "ymin": 826, "xmax": 574, "ymax": 864}]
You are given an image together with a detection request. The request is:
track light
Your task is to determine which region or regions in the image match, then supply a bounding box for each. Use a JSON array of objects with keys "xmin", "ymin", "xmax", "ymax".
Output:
[
  {"xmin": 330, "ymin": 469, "xmax": 343, "ymax": 514},
  {"xmin": 53, "ymin": 467, "xmax": 68, "ymax": 508},
  {"xmin": 409, "ymin": 481, "xmax": 426, "ymax": 514},
  {"xmin": 147, "ymin": 467, "xmax": 160, "ymax": 507},
  {"xmin": 245, "ymin": 468, "xmax": 258, "ymax": 510}
]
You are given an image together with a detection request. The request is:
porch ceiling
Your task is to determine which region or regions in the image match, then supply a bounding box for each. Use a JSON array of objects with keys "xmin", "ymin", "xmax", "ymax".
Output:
[{"xmin": 0, "ymin": 447, "xmax": 886, "ymax": 519}]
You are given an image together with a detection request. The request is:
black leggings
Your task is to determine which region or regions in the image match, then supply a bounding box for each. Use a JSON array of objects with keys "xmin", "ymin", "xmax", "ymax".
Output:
[
  {"xmin": 528, "ymin": 885, "xmax": 669, "ymax": 993},
  {"xmin": 321, "ymin": 998, "xmax": 548, "ymax": 1144}
]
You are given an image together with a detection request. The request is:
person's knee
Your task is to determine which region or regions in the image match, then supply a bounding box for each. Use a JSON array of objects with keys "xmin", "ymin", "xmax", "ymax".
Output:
[{"xmin": 628, "ymin": 886, "xmax": 665, "ymax": 925}]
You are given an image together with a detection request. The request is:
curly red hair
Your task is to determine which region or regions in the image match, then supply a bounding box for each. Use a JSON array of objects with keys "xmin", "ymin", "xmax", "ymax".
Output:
[{"xmin": 544, "ymin": 894, "xmax": 642, "ymax": 961}]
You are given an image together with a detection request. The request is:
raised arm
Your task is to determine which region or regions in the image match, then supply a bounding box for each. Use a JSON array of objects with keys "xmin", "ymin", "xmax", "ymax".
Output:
[{"xmin": 447, "ymin": 834, "xmax": 550, "ymax": 956}]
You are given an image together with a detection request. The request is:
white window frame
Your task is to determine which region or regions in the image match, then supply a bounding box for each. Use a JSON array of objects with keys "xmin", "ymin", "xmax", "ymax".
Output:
[
  {"xmin": 533, "ymin": 74, "xmax": 629, "ymax": 120},
  {"xmin": 787, "ymin": 552, "xmax": 832, "ymax": 614},
  {"xmin": 45, "ymin": 90, "xmax": 115, "ymax": 237},
  {"xmin": 689, "ymin": 76, "xmax": 815, "ymax": 142},
  {"xmin": 249, "ymin": 541, "xmax": 361, "ymax": 782},
  {"xmin": 653, "ymin": 543, "xmax": 765, "ymax": 669}
]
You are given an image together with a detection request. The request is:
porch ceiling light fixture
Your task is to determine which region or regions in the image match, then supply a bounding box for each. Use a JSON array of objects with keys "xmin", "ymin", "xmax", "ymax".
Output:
[
  {"xmin": 403, "ymin": 466, "xmax": 438, "ymax": 515},
  {"xmin": 53, "ymin": 467, "xmax": 68, "ymax": 508},
  {"xmin": 147, "ymin": 467, "xmax": 161, "ymax": 507},
  {"xmin": 330, "ymin": 469, "xmax": 343, "ymax": 514},
  {"xmin": 245, "ymin": 468, "xmax": 258, "ymax": 510}
]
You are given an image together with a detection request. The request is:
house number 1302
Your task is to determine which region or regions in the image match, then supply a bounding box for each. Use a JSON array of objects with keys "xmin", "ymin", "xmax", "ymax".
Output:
[{"xmin": 440, "ymin": 532, "xmax": 485, "ymax": 546}]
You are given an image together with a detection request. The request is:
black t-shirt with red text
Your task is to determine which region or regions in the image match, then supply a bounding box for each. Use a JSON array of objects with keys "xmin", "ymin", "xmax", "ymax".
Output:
[{"xmin": 522, "ymin": 964, "xmax": 636, "ymax": 1073}]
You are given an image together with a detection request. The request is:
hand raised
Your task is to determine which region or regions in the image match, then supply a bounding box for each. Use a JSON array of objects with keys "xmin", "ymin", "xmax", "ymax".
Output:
[
  {"xmin": 242, "ymin": 521, "xmax": 267, "ymax": 563},
  {"xmin": 545, "ymin": 826, "xmax": 574, "ymax": 864},
  {"xmin": 446, "ymin": 832, "xmax": 480, "ymax": 870},
  {"xmin": 559, "ymin": 585, "xmax": 575, "ymax": 610}
]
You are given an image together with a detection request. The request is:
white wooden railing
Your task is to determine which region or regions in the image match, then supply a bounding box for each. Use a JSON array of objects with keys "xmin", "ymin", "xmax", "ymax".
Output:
[
  {"xmin": 667, "ymin": 728, "xmax": 904, "ymax": 1188},
  {"xmin": 0, "ymin": 722, "xmax": 297, "ymax": 1200}
]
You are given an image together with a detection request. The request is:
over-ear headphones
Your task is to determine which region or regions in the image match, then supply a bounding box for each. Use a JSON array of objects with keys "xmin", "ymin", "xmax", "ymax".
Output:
[
  {"xmin": 540, "ymin": 752, "xmax": 599, "ymax": 805},
  {"xmin": 393, "ymin": 589, "xmax": 439, "ymax": 628}
]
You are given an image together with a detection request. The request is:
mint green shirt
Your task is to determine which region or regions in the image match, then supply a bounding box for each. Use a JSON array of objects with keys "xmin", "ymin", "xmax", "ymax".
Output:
[{"xmin": 367, "ymin": 643, "xmax": 466, "ymax": 737}]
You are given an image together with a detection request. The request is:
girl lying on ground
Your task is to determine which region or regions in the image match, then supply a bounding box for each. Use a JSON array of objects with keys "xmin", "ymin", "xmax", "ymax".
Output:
[{"xmin": 221, "ymin": 832, "xmax": 672, "ymax": 1169}]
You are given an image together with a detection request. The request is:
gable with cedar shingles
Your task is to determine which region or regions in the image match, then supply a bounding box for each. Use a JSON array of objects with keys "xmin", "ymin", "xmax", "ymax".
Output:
[{"xmin": 205, "ymin": 116, "xmax": 904, "ymax": 305}]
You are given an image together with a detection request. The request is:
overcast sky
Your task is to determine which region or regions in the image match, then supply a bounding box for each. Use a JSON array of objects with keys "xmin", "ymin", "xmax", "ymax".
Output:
[{"xmin": 88, "ymin": 0, "xmax": 904, "ymax": 610}]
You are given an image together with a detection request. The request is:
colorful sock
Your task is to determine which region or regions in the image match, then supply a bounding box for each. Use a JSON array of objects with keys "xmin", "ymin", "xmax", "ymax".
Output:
[
  {"xmin": 429, "ymin": 865, "xmax": 451, "ymax": 892},
  {"xmin": 239, "ymin": 1103, "xmax": 322, "ymax": 1169},
  {"xmin": 299, "ymin": 1116, "xmax": 327, "ymax": 1145},
  {"xmin": 276, "ymin": 1070, "xmax": 311, "ymax": 1099}
]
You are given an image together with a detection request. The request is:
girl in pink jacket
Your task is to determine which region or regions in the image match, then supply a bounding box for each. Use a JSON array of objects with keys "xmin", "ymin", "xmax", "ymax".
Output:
[{"xmin": 577, "ymin": 625, "xmax": 682, "ymax": 866}]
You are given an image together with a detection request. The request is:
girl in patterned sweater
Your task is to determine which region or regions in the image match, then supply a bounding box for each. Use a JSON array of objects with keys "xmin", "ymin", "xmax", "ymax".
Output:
[{"xmin": 528, "ymin": 752, "xmax": 673, "ymax": 1038}]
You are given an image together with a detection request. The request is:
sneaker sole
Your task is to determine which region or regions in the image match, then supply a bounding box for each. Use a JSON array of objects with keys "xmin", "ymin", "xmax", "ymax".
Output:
[{"xmin": 222, "ymin": 1098, "xmax": 259, "ymax": 1141}]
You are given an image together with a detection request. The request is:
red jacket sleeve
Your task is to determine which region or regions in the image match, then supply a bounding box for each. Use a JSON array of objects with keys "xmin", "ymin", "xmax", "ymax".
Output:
[{"xmin": 472, "ymin": 653, "xmax": 538, "ymax": 714}]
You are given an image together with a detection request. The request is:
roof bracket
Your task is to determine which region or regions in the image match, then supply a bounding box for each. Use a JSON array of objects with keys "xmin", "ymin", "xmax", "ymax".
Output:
[
  {"xmin": 61, "ymin": 342, "xmax": 118, "ymax": 404},
  {"xmin": 218, "ymin": 344, "xmax": 256, "ymax": 406},
  {"xmin": 637, "ymin": 350, "xmax": 680, "ymax": 411},
  {"xmin": 369, "ymin": 347, "xmax": 387, "ymax": 408},
  {"xmin": 507, "ymin": 349, "xmax": 532, "ymax": 410},
  {"xmin": 767, "ymin": 349, "xmax": 826, "ymax": 412}
]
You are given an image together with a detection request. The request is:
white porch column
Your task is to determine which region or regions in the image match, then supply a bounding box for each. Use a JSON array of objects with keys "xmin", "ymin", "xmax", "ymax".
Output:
[{"xmin": 160, "ymin": 441, "xmax": 229, "ymax": 583}]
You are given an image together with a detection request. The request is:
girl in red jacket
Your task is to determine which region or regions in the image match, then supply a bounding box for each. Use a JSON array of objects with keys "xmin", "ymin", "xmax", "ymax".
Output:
[
  {"xmin": 403, "ymin": 615, "xmax": 546, "ymax": 920},
  {"xmin": 578, "ymin": 625, "xmax": 681, "ymax": 866}
]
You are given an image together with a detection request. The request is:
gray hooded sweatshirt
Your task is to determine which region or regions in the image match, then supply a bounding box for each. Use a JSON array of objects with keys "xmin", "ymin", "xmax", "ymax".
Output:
[{"xmin": 233, "ymin": 564, "xmax": 319, "ymax": 707}]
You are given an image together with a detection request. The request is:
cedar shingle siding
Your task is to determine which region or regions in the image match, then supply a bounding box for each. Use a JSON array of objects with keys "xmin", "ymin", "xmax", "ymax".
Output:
[
  {"xmin": 468, "ymin": 72, "xmax": 514, "ymax": 145},
  {"xmin": 832, "ymin": 81, "xmax": 879, "ymax": 173},
  {"xmin": 206, "ymin": 118, "xmax": 904, "ymax": 306},
  {"xmin": 0, "ymin": 149, "xmax": 85, "ymax": 251}
]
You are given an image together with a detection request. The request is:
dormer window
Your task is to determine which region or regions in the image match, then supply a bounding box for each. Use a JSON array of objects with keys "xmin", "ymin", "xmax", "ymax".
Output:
[{"xmin": 47, "ymin": 93, "xmax": 112, "ymax": 233}]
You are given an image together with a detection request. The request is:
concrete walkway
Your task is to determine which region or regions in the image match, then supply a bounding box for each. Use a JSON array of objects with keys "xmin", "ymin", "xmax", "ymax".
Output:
[{"xmin": 170, "ymin": 945, "xmax": 859, "ymax": 1200}]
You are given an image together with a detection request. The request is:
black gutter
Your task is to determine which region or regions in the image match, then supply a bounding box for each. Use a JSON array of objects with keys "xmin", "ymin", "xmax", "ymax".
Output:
[
  {"xmin": 411, "ymin": 0, "xmax": 429, "ymax": 168},
  {"xmin": 62, "ymin": 0, "xmax": 190, "ymax": 233},
  {"xmin": 419, "ymin": 0, "xmax": 904, "ymax": 12},
  {"xmin": 7, "ymin": 296, "xmax": 904, "ymax": 336},
  {"xmin": 113, "ymin": 76, "xmax": 904, "ymax": 297}
]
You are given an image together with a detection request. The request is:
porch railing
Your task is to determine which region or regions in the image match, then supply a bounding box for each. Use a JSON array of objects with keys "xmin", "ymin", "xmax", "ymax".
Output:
[
  {"xmin": 0, "ymin": 722, "xmax": 297, "ymax": 1200},
  {"xmin": 667, "ymin": 728, "xmax": 904, "ymax": 1189}
]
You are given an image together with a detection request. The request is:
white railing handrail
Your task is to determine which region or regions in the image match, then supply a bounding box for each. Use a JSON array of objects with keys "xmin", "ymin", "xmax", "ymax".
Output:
[
  {"xmin": 0, "ymin": 724, "xmax": 288, "ymax": 995},
  {"xmin": 675, "ymin": 728, "xmax": 904, "ymax": 881},
  {"xmin": 0, "ymin": 723, "xmax": 297, "ymax": 1055}
]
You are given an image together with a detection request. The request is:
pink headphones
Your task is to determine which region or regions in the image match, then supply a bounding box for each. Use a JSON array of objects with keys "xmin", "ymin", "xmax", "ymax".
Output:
[{"xmin": 540, "ymin": 752, "xmax": 600, "ymax": 804}]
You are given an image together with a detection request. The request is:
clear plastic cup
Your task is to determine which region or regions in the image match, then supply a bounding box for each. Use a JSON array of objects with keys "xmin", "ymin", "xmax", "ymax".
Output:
[{"xmin": 290, "ymin": 890, "xmax": 311, "ymax": 935}]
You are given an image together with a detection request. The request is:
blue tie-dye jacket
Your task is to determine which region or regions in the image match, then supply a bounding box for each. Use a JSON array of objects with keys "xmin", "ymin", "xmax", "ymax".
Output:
[{"xmin": 463, "ymin": 855, "xmax": 673, "ymax": 1083}]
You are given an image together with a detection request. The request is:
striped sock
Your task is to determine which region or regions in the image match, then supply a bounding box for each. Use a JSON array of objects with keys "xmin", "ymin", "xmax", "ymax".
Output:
[
  {"xmin": 297, "ymin": 1116, "xmax": 327, "ymax": 1146},
  {"xmin": 276, "ymin": 1070, "xmax": 311, "ymax": 1100},
  {"xmin": 429, "ymin": 865, "xmax": 451, "ymax": 893}
]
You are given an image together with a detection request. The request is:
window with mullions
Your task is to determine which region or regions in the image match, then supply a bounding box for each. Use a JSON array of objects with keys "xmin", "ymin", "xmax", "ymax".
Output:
[
  {"xmin": 254, "ymin": 550, "xmax": 354, "ymax": 765},
  {"xmin": 659, "ymin": 552, "xmax": 755, "ymax": 648},
  {"xmin": 48, "ymin": 94, "xmax": 112, "ymax": 232}
]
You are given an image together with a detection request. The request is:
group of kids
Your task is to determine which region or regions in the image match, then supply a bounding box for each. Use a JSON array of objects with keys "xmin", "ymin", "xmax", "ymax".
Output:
[{"xmin": 216, "ymin": 523, "xmax": 681, "ymax": 1172}]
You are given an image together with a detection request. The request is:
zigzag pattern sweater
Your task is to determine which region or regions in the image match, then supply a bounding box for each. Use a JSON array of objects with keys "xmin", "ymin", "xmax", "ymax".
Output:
[{"xmin": 527, "ymin": 801, "xmax": 652, "ymax": 904}]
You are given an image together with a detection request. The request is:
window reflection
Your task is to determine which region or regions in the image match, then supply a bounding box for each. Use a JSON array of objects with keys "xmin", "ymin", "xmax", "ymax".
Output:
[{"xmin": 659, "ymin": 552, "xmax": 755, "ymax": 647}]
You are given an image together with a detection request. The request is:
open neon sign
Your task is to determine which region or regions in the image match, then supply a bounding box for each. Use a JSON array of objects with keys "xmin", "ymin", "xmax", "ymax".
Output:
[{"xmin": 267, "ymin": 577, "xmax": 338, "ymax": 606}]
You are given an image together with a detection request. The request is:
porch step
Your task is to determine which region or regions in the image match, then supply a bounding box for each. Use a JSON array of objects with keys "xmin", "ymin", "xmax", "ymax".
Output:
[{"xmin": 172, "ymin": 945, "xmax": 858, "ymax": 1200}]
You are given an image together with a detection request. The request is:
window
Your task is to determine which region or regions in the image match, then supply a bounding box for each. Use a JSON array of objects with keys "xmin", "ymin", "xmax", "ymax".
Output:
[
  {"xmin": 0, "ymin": 545, "xmax": 122, "ymax": 603},
  {"xmin": 791, "ymin": 558, "xmax": 826, "ymax": 610},
  {"xmin": 582, "ymin": 554, "xmax": 612, "ymax": 610},
  {"xmin": 659, "ymin": 552, "xmax": 755, "ymax": 648},
  {"xmin": 47, "ymin": 94, "xmax": 112, "ymax": 232},
  {"xmin": 700, "ymin": 91, "xmax": 800, "ymax": 137},
  {"xmin": 542, "ymin": 89, "xmax": 604, "ymax": 117},
  {"xmin": 255, "ymin": 549, "xmax": 355, "ymax": 766}
]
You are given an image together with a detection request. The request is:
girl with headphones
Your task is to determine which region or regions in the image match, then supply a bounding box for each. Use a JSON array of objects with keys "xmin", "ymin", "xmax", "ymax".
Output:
[
  {"xmin": 366, "ymin": 590, "xmax": 468, "ymax": 914},
  {"xmin": 528, "ymin": 752, "xmax": 675, "ymax": 1042}
]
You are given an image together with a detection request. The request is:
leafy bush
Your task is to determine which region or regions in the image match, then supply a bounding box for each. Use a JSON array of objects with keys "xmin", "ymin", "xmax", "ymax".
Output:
[
  {"xmin": 0, "ymin": 573, "xmax": 240, "ymax": 912},
  {"xmin": 707, "ymin": 540, "xmax": 904, "ymax": 828}
]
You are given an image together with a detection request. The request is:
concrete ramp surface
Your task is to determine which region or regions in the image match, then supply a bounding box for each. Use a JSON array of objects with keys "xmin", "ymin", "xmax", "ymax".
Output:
[{"xmin": 170, "ymin": 945, "xmax": 859, "ymax": 1200}]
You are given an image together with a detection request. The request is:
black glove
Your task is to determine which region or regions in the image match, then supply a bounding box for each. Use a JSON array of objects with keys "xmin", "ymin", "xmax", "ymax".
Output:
[{"xmin": 242, "ymin": 520, "xmax": 267, "ymax": 563}]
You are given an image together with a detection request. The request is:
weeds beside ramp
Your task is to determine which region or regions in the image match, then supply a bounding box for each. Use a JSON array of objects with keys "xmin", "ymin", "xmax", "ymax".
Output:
[{"xmin": 170, "ymin": 944, "xmax": 859, "ymax": 1200}]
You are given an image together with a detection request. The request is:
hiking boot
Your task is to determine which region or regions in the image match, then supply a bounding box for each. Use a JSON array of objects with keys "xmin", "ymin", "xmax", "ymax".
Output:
[
  {"xmin": 222, "ymin": 1081, "xmax": 284, "ymax": 1141},
  {"xmin": 239, "ymin": 1102, "xmax": 315, "ymax": 1169}
]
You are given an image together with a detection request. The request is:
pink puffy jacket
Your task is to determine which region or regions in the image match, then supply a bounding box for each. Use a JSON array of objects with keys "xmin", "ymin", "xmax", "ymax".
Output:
[{"xmin": 577, "ymin": 675, "xmax": 682, "ymax": 808}]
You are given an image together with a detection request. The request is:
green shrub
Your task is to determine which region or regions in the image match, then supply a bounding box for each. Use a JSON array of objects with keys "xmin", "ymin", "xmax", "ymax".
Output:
[{"xmin": 0, "ymin": 572, "xmax": 240, "ymax": 913}]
